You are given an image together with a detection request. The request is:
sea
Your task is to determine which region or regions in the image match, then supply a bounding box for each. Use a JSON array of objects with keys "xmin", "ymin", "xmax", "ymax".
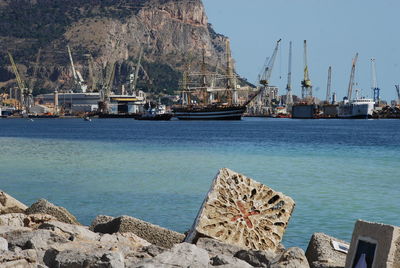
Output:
[{"xmin": 0, "ymin": 117, "xmax": 399, "ymax": 249}]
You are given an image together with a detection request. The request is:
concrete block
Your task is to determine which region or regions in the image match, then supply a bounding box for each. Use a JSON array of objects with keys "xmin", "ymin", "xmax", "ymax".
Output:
[
  {"xmin": 186, "ymin": 168, "xmax": 295, "ymax": 252},
  {"xmin": 345, "ymin": 220, "xmax": 400, "ymax": 268},
  {"xmin": 93, "ymin": 215, "xmax": 185, "ymax": 249},
  {"xmin": 0, "ymin": 190, "xmax": 27, "ymax": 214},
  {"xmin": 25, "ymin": 199, "xmax": 80, "ymax": 225},
  {"xmin": 306, "ymin": 232, "xmax": 349, "ymax": 268}
]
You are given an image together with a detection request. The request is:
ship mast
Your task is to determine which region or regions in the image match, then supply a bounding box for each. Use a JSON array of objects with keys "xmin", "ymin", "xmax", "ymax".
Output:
[{"xmin": 225, "ymin": 39, "xmax": 236, "ymax": 105}]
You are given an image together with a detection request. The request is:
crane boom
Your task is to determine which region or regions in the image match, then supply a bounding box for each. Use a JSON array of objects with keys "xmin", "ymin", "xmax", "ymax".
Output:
[
  {"xmin": 301, "ymin": 40, "xmax": 312, "ymax": 99},
  {"xmin": 260, "ymin": 39, "xmax": 281, "ymax": 86},
  {"xmin": 371, "ymin": 58, "xmax": 380, "ymax": 104},
  {"xmin": 67, "ymin": 45, "xmax": 78, "ymax": 81},
  {"xmin": 326, "ymin": 66, "xmax": 332, "ymax": 103},
  {"xmin": 395, "ymin": 85, "xmax": 400, "ymax": 104},
  {"xmin": 347, "ymin": 53, "xmax": 359, "ymax": 100},
  {"xmin": 286, "ymin": 41, "xmax": 293, "ymax": 105},
  {"xmin": 8, "ymin": 52, "xmax": 27, "ymax": 110},
  {"xmin": 131, "ymin": 47, "xmax": 143, "ymax": 93}
]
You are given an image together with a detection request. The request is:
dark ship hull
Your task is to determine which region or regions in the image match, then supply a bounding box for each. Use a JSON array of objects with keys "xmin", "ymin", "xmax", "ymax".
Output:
[{"xmin": 173, "ymin": 105, "xmax": 246, "ymax": 120}]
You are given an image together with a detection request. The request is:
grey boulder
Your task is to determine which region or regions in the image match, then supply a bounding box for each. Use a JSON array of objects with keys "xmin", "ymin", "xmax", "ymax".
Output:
[
  {"xmin": 270, "ymin": 247, "xmax": 310, "ymax": 268},
  {"xmin": 136, "ymin": 242, "xmax": 210, "ymax": 267}
]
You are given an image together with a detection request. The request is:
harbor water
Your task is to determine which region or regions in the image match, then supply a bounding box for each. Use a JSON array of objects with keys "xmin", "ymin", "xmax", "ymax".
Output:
[{"xmin": 0, "ymin": 118, "xmax": 399, "ymax": 249}]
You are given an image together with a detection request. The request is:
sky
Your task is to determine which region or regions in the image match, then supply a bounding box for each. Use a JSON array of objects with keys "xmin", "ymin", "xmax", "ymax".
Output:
[{"xmin": 202, "ymin": 0, "xmax": 400, "ymax": 102}]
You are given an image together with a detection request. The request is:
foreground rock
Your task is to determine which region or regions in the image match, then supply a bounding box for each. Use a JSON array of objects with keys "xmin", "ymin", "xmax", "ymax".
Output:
[
  {"xmin": 0, "ymin": 213, "xmax": 58, "ymax": 228},
  {"xmin": 306, "ymin": 233, "xmax": 349, "ymax": 268},
  {"xmin": 25, "ymin": 199, "xmax": 80, "ymax": 225},
  {"xmin": 186, "ymin": 168, "xmax": 295, "ymax": 252},
  {"xmin": 0, "ymin": 190, "xmax": 28, "ymax": 214},
  {"xmin": 92, "ymin": 215, "xmax": 185, "ymax": 249}
]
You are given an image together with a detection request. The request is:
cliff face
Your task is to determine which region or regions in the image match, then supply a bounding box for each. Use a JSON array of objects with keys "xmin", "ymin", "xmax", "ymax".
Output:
[{"xmin": 0, "ymin": 0, "xmax": 228, "ymax": 94}]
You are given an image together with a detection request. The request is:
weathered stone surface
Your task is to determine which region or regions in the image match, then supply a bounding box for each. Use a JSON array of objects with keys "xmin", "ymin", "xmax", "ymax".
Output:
[
  {"xmin": 0, "ymin": 249, "xmax": 38, "ymax": 268},
  {"xmin": 0, "ymin": 213, "xmax": 26, "ymax": 227},
  {"xmin": 196, "ymin": 237, "xmax": 244, "ymax": 258},
  {"xmin": 186, "ymin": 168, "xmax": 295, "ymax": 252},
  {"xmin": 89, "ymin": 215, "xmax": 115, "ymax": 231},
  {"xmin": 39, "ymin": 220, "xmax": 100, "ymax": 241},
  {"xmin": 234, "ymin": 249, "xmax": 277, "ymax": 267},
  {"xmin": 2, "ymin": 228, "xmax": 69, "ymax": 250},
  {"xmin": 23, "ymin": 213, "xmax": 58, "ymax": 228},
  {"xmin": 44, "ymin": 244, "xmax": 125, "ymax": 268},
  {"xmin": 345, "ymin": 220, "xmax": 400, "ymax": 268},
  {"xmin": 211, "ymin": 254, "xmax": 253, "ymax": 267},
  {"xmin": 0, "ymin": 225, "xmax": 32, "ymax": 236},
  {"xmin": 0, "ymin": 237, "xmax": 8, "ymax": 251},
  {"xmin": 93, "ymin": 215, "xmax": 185, "ymax": 249},
  {"xmin": 0, "ymin": 190, "xmax": 27, "ymax": 214},
  {"xmin": 25, "ymin": 199, "xmax": 80, "ymax": 225},
  {"xmin": 306, "ymin": 232, "xmax": 348, "ymax": 268},
  {"xmin": 136, "ymin": 242, "xmax": 210, "ymax": 267},
  {"xmin": 270, "ymin": 247, "xmax": 310, "ymax": 268}
]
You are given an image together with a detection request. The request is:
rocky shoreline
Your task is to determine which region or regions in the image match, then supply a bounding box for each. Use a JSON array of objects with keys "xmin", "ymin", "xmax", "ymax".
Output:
[{"xmin": 0, "ymin": 169, "xmax": 374, "ymax": 267}]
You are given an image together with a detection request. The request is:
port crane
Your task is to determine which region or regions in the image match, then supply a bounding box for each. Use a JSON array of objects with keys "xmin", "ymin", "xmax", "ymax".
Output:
[
  {"xmin": 301, "ymin": 40, "xmax": 312, "ymax": 100},
  {"xmin": 67, "ymin": 45, "xmax": 87, "ymax": 93},
  {"xmin": 7, "ymin": 52, "xmax": 28, "ymax": 111},
  {"xmin": 285, "ymin": 41, "xmax": 293, "ymax": 105},
  {"xmin": 326, "ymin": 66, "xmax": 332, "ymax": 104},
  {"xmin": 131, "ymin": 47, "xmax": 144, "ymax": 95},
  {"xmin": 371, "ymin": 58, "xmax": 380, "ymax": 105},
  {"xmin": 347, "ymin": 53, "xmax": 359, "ymax": 101},
  {"xmin": 395, "ymin": 85, "xmax": 400, "ymax": 105},
  {"xmin": 256, "ymin": 39, "xmax": 281, "ymax": 112}
]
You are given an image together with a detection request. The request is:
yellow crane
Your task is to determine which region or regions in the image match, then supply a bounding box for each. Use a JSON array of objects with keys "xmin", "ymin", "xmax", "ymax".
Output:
[
  {"xmin": 301, "ymin": 40, "xmax": 312, "ymax": 100},
  {"xmin": 7, "ymin": 52, "xmax": 27, "ymax": 111}
]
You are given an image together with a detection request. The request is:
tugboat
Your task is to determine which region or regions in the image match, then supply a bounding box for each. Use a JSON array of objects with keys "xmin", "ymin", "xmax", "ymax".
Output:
[{"xmin": 136, "ymin": 102, "xmax": 173, "ymax": 121}]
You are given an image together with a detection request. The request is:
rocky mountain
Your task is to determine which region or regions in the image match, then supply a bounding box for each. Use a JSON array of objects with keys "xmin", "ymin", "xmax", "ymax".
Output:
[{"xmin": 0, "ymin": 0, "xmax": 232, "ymax": 95}]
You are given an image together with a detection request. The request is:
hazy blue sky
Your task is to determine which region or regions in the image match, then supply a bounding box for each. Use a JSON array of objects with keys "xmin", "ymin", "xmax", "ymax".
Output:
[{"xmin": 202, "ymin": 0, "xmax": 399, "ymax": 101}]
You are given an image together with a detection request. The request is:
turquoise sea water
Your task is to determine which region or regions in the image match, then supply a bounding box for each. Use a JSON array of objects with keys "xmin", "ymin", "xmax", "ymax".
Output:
[{"xmin": 0, "ymin": 118, "xmax": 399, "ymax": 249}]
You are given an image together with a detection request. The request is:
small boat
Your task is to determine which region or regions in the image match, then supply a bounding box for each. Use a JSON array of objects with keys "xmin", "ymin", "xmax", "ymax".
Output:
[
  {"xmin": 136, "ymin": 113, "xmax": 173, "ymax": 121},
  {"xmin": 83, "ymin": 116, "xmax": 91, "ymax": 122}
]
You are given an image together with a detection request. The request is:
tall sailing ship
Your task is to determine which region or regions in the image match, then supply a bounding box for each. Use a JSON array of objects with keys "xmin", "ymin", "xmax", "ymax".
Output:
[{"xmin": 172, "ymin": 41, "xmax": 250, "ymax": 120}]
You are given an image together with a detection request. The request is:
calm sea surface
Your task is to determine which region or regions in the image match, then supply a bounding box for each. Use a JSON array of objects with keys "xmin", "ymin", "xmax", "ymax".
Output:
[{"xmin": 0, "ymin": 118, "xmax": 399, "ymax": 249}]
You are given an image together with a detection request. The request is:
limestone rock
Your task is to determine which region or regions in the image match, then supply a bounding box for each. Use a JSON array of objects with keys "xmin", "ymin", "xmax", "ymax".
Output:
[
  {"xmin": 25, "ymin": 199, "xmax": 80, "ymax": 225},
  {"xmin": 270, "ymin": 247, "xmax": 310, "ymax": 268},
  {"xmin": 234, "ymin": 249, "xmax": 277, "ymax": 267},
  {"xmin": 39, "ymin": 220, "xmax": 100, "ymax": 241},
  {"xmin": 196, "ymin": 237, "xmax": 244, "ymax": 258},
  {"xmin": 23, "ymin": 213, "xmax": 58, "ymax": 228},
  {"xmin": 44, "ymin": 244, "xmax": 125, "ymax": 268},
  {"xmin": 0, "ymin": 213, "xmax": 26, "ymax": 227},
  {"xmin": 210, "ymin": 254, "xmax": 253, "ymax": 267},
  {"xmin": 186, "ymin": 168, "xmax": 295, "ymax": 252},
  {"xmin": 0, "ymin": 190, "xmax": 28, "ymax": 214},
  {"xmin": 305, "ymin": 233, "xmax": 348, "ymax": 268},
  {"xmin": 89, "ymin": 214, "xmax": 115, "ymax": 231},
  {"xmin": 93, "ymin": 215, "xmax": 185, "ymax": 249},
  {"xmin": 0, "ymin": 249, "xmax": 39, "ymax": 268},
  {"xmin": 136, "ymin": 242, "xmax": 210, "ymax": 267},
  {"xmin": 0, "ymin": 237, "xmax": 8, "ymax": 251},
  {"xmin": 2, "ymin": 228, "xmax": 69, "ymax": 250}
]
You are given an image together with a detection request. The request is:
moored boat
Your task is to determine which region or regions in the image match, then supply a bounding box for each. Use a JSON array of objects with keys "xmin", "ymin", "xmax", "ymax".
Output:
[
  {"xmin": 173, "ymin": 105, "xmax": 246, "ymax": 120},
  {"xmin": 338, "ymin": 98, "xmax": 374, "ymax": 119}
]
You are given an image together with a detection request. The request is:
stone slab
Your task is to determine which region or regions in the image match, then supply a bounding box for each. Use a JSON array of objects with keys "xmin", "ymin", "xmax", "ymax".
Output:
[
  {"xmin": 345, "ymin": 220, "xmax": 400, "ymax": 268},
  {"xmin": 0, "ymin": 190, "xmax": 27, "ymax": 214},
  {"xmin": 306, "ymin": 232, "xmax": 349, "ymax": 268},
  {"xmin": 185, "ymin": 168, "xmax": 295, "ymax": 252}
]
